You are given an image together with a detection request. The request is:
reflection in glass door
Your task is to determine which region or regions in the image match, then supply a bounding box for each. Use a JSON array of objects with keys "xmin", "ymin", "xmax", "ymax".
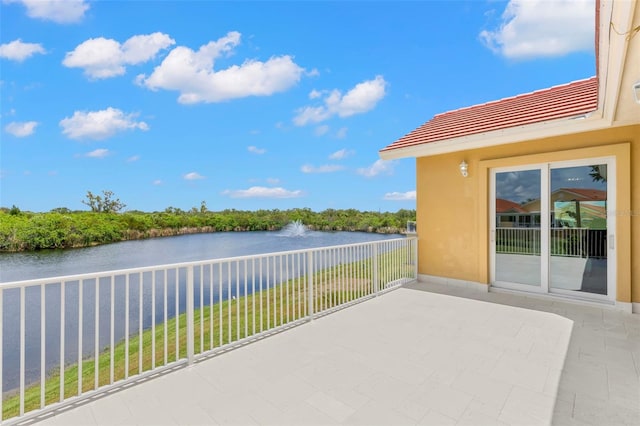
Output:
[
  {"xmin": 549, "ymin": 164, "xmax": 608, "ymax": 295},
  {"xmin": 494, "ymin": 169, "xmax": 542, "ymax": 287}
]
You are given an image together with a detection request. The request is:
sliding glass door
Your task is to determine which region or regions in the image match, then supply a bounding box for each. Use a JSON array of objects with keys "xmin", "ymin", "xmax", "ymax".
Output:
[
  {"xmin": 491, "ymin": 159, "xmax": 614, "ymax": 301},
  {"xmin": 494, "ymin": 168, "xmax": 543, "ymax": 289}
]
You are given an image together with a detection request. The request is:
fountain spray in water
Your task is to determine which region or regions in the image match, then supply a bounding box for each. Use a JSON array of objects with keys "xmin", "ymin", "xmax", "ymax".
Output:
[{"xmin": 280, "ymin": 220, "xmax": 309, "ymax": 237}]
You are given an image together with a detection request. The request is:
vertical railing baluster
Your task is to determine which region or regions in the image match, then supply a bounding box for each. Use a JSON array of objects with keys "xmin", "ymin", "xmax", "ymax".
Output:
[
  {"xmin": 343, "ymin": 247, "xmax": 347, "ymax": 303},
  {"xmin": 259, "ymin": 259, "xmax": 263, "ymax": 333},
  {"xmin": 343, "ymin": 247, "xmax": 353, "ymax": 303},
  {"xmin": 266, "ymin": 258, "xmax": 270, "ymax": 330},
  {"xmin": 218, "ymin": 264, "xmax": 223, "ymax": 347},
  {"xmin": 60, "ymin": 281, "xmax": 65, "ymax": 402},
  {"xmin": 174, "ymin": 269, "xmax": 179, "ymax": 360},
  {"xmin": 394, "ymin": 239, "xmax": 398, "ymax": 282},
  {"xmin": 186, "ymin": 266, "xmax": 194, "ymax": 365},
  {"xmin": 334, "ymin": 247, "xmax": 338, "ymax": 307},
  {"xmin": 164, "ymin": 269, "xmax": 168, "ymax": 365},
  {"xmin": 307, "ymin": 251, "xmax": 314, "ymax": 320},
  {"xmin": 227, "ymin": 262, "xmax": 232, "ymax": 341},
  {"xmin": 251, "ymin": 259, "xmax": 256, "ymax": 335},
  {"xmin": 344, "ymin": 246, "xmax": 348, "ymax": 302},
  {"xmin": 151, "ymin": 272, "xmax": 156, "ymax": 370},
  {"xmin": 297, "ymin": 253, "xmax": 302, "ymax": 320},
  {"xmin": 42, "ymin": 283, "xmax": 47, "ymax": 407},
  {"xmin": 200, "ymin": 265, "xmax": 204, "ymax": 353},
  {"xmin": 317, "ymin": 251, "xmax": 322, "ymax": 313},
  {"xmin": 373, "ymin": 243, "xmax": 379, "ymax": 296},
  {"xmin": 317, "ymin": 251, "xmax": 321, "ymax": 313},
  {"xmin": 236, "ymin": 261, "xmax": 240, "ymax": 341},
  {"xmin": 349, "ymin": 246, "xmax": 354, "ymax": 300},
  {"xmin": 279, "ymin": 255, "xmax": 283, "ymax": 326},
  {"xmin": 272, "ymin": 257, "xmax": 277, "ymax": 327},
  {"xmin": 77, "ymin": 280, "xmax": 82, "ymax": 397},
  {"xmin": 20, "ymin": 286, "xmax": 25, "ymax": 416},
  {"xmin": 209, "ymin": 265, "xmax": 214, "ymax": 351},
  {"xmin": 95, "ymin": 278, "xmax": 99, "ymax": 388},
  {"xmin": 332, "ymin": 248, "xmax": 337, "ymax": 308},
  {"xmin": 244, "ymin": 260, "xmax": 248, "ymax": 338},
  {"xmin": 110, "ymin": 275, "xmax": 115, "ymax": 384},
  {"xmin": 284, "ymin": 254, "xmax": 291, "ymax": 323},
  {"xmin": 302, "ymin": 252, "xmax": 306, "ymax": 317},
  {"xmin": 125, "ymin": 274, "xmax": 129, "ymax": 380}
]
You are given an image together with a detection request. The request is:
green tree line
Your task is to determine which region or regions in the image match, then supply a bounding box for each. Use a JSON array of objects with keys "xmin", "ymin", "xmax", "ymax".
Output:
[{"xmin": 0, "ymin": 206, "xmax": 415, "ymax": 252}]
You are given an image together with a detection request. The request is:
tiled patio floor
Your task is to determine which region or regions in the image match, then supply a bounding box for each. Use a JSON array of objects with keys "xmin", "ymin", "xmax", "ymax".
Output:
[{"xmin": 27, "ymin": 282, "xmax": 639, "ymax": 426}]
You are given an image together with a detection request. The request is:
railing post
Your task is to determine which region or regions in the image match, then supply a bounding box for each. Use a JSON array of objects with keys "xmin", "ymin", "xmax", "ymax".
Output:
[
  {"xmin": 186, "ymin": 266, "xmax": 195, "ymax": 365},
  {"xmin": 373, "ymin": 243, "xmax": 379, "ymax": 296},
  {"xmin": 307, "ymin": 252, "xmax": 314, "ymax": 321}
]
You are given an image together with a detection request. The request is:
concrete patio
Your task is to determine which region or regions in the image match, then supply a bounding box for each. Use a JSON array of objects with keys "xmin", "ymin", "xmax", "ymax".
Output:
[{"xmin": 25, "ymin": 282, "xmax": 639, "ymax": 426}]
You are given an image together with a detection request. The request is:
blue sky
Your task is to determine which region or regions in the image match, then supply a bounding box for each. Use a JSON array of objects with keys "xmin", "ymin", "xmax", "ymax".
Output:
[{"xmin": 1, "ymin": 0, "xmax": 596, "ymax": 213}]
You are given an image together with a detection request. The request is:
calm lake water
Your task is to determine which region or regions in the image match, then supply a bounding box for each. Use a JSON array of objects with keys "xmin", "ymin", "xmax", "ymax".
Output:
[
  {"xmin": 0, "ymin": 228, "xmax": 401, "ymax": 283},
  {"xmin": 0, "ymin": 229, "xmax": 403, "ymax": 392}
]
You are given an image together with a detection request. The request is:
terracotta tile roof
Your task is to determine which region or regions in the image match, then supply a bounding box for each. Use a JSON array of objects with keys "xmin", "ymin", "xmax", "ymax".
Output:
[
  {"xmin": 555, "ymin": 188, "xmax": 607, "ymax": 201},
  {"xmin": 496, "ymin": 198, "xmax": 528, "ymax": 213},
  {"xmin": 381, "ymin": 76, "xmax": 599, "ymax": 153}
]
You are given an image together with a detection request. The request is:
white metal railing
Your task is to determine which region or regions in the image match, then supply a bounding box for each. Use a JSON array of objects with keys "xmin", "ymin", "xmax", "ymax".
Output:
[
  {"xmin": 496, "ymin": 227, "xmax": 606, "ymax": 258},
  {"xmin": 0, "ymin": 237, "xmax": 417, "ymax": 424},
  {"xmin": 496, "ymin": 227, "xmax": 541, "ymax": 255}
]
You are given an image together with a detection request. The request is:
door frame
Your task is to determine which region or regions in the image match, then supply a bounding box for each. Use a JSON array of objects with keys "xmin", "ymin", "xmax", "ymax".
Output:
[{"xmin": 489, "ymin": 157, "xmax": 616, "ymax": 303}]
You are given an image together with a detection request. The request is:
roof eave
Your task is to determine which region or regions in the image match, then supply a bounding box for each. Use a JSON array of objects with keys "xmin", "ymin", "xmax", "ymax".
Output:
[{"xmin": 379, "ymin": 110, "xmax": 607, "ymax": 160}]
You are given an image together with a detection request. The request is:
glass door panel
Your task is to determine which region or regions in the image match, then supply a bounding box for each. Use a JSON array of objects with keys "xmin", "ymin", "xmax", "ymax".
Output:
[
  {"xmin": 495, "ymin": 169, "xmax": 541, "ymax": 287},
  {"xmin": 549, "ymin": 165, "xmax": 608, "ymax": 295}
]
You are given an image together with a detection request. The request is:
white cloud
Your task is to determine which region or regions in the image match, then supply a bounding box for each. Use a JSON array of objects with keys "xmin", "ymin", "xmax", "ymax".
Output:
[
  {"xmin": 300, "ymin": 164, "xmax": 345, "ymax": 174},
  {"xmin": 329, "ymin": 148, "xmax": 354, "ymax": 160},
  {"xmin": 294, "ymin": 76, "xmax": 387, "ymax": 126},
  {"xmin": 4, "ymin": 121, "xmax": 38, "ymax": 137},
  {"xmin": 479, "ymin": 0, "xmax": 594, "ymax": 59},
  {"xmin": 222, "ymin": 186, "xmax": 303, "ymax": 199},
  {"xmin": 153, "ymin": 179, "xmax": 163, "ymax": 185},
  {"xmin": 248, "ymin": 145, "xmax": 266, "ymax": 154},
  {"xmin": 384, "ymin": 190, "xmax": 416, "ymax": 201},
  {"xmin": 126, "ymin": 155, "xmax": 140, "ymax": 162},
  {"xmin": 357, "ymin": 159, "xmax": 396, "ymax": 178},
  {"xmin": 314, "ymin": 125, "xmax": 329, "ymax": 136},
  {"xmin": 60, "ymin": 107, "xmax": 149, "ymax": 140},
  {"xmin": 4, "ymin": 0, "xmax": 89, "ymax": 23},
  {"xmin": 336, "ymin": 127, "xmax": 348, "ymax": 139},
  {"xmin": 64, "ymin": 33, "xmax": 175, "ymax": 79},
  {"xmin": 85, "ymin": 148, "xmax": 110, "ymax": 158},
  {"xmin": 139, "ymin": 31, "xmax": 304, "ymax": 104},
  {"xmin": 184, "ymin": 172, "xmax": 205, "ymax": 180},
  {"xmin": 266, "ymin": 177, "xmax": 280, "ymax": 185},
  {"xmin": 0, "ymin": 39, "xmax": 45, "ymax": 62},
  {"xmin": 309, "ymin": 89, "xmax": 323, "ymax": 99}
]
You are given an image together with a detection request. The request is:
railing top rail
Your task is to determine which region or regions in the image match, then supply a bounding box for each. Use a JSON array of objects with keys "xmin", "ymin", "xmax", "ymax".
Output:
[{"xmin": 0, "ymin": 236, "xmax": 416, "ymax": 289}]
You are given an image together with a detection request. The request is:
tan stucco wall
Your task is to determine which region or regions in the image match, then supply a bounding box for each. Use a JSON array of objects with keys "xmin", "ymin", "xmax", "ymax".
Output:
[{"xmin": 415, "ymin": 124, "xmax": 639, "ymax": 303}]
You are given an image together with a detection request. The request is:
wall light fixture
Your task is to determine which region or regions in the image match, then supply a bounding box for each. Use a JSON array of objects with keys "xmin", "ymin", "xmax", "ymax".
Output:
[{"xmin": 459, "ymin": 160, "xmax": 468, "ymax": 177}]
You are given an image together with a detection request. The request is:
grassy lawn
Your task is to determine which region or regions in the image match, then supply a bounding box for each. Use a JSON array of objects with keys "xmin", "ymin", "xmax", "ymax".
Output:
[{"xmin": 2, "ymin": 245, "xmax": 414, "ymax": 420}]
